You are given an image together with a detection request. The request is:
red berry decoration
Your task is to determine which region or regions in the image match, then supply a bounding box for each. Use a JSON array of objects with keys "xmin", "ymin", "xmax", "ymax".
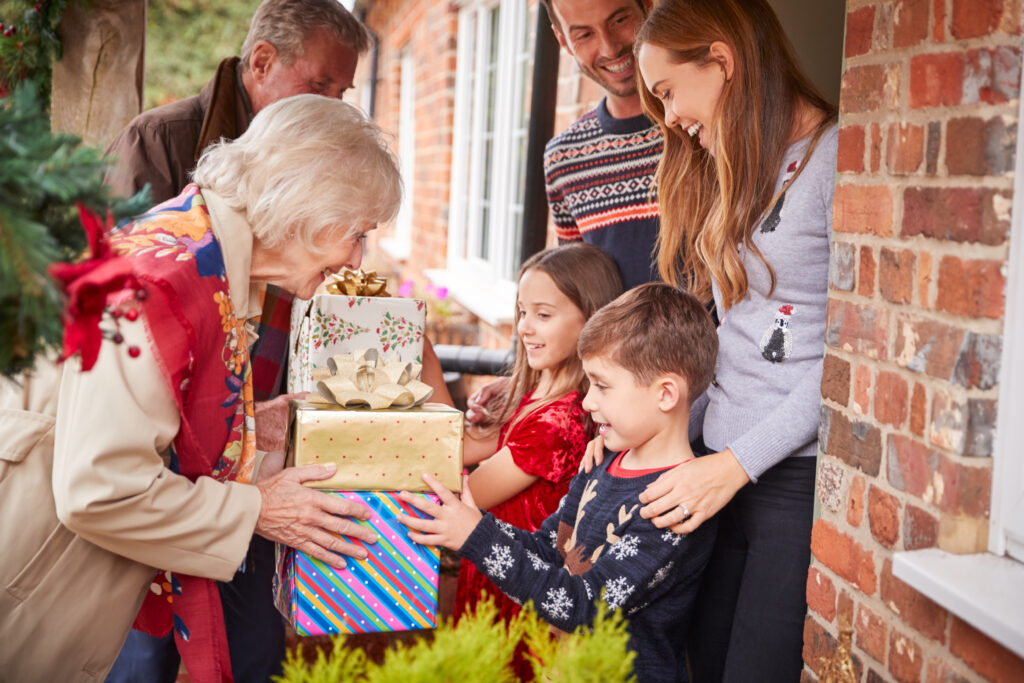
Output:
[
  {"xmin": 127, "ymin": 346, "xmax": 141, "ymax": 358},
  {"xmin": 125, "ymin": 308, "xmax": 139, "ymax": 322},
  {"xmin": 112, "ymin": 332, "xmax": 124, "ymax": 344},
  {"xmin": 135, "ymin": 288, "xmax": 148, "ymax": 301}
]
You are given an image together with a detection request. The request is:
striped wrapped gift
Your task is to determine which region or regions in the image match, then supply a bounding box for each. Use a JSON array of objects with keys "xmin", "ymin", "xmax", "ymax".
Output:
[{"xmin": 274, "ymin": 490, "xmax": 441, "ymax": 635}]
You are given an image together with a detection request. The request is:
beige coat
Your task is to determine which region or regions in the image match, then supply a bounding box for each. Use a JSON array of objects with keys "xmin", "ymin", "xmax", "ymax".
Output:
[{"xmin": 0, "ymin": 191, "xmax": 263, "ymax": 682}]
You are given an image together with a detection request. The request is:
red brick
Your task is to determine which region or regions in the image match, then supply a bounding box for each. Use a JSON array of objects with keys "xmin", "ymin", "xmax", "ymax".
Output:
[
  {"xmin": 859, "ymin": 246, "xmax": 877, "ymax": 298},
  {"xmin": 811, "ymin": 519, "xmax": 877, "ymax": 595},
  {"xmin": 879, "ymin": 249, "xmax": 915, "ymax": 305},
  {"xmin": 834, "ymin": 184, "xmax": 894, "ymax": 236},
  {"xmin": 807, "ymin": 567, "xmax": 837, "ymax": 622},
  {"xmin": 822, "ymin": 354, "xmax": 851, "ymax": 406},
  {"xmin": 910, "ymin": 382, "xmax": 927, "ymax": 436},
  {"xmin": 903, "ymin": 503, "xmax": 938, "ymax": 550},
  {"xmin": 932, "ymin": 0, "xmax": 946, "ymax": 41},
  {"xmin": 868, "ymin": 485, "xmax": 901, "ymax": 547},
  {"xmin": 887, "ymin": 434, "xmax": 936, "ymax": 497},
  {"xmin": 881, "ymin": 559, "xmax": 948, "ymax": 643},
  {"xmin": 946, "ymin": 117, "xmax": 1016, "ymax": 176},
  {"xmin": 925, "ymin": 658, "xmax": 972, "ymax": 683},
  {"xmin": 902, "ymin": 187, "xmax": 1009, "ymax": 246},
  {"xmin": 838, "ymin": 590, "xmax": 855, "ymax": 628},
  {"xmin": 889, "ymin": 628, "xmax": 925, "ymax": 683},
  {"xmin": 856, "ymin": 603, "xmax": 889, "ymax": 664},
  {"xmin": 886, "ymin": 123, "xmax": 925, "ymax": 174},
  {"xmin": 870, "ymin": 123, "xmax": 884, "ymax": 173},
  {"xmin": 963, "ymin": 47, "xmax": 1021, "ymax": 105},
  {"xmin": 826, "ymin": 300, "xmax": 890, "ymax": 360},
  {"xmin": 952, "ymin": 0, "xmax": 1004, "ymax": 38},
  {"xmin": 822, "ymin": 405, "xmax": 883, "ymax": 476},
  {"xmin": 848, "ymin": 474, "xmax": 866, "ymax": 527},
  {"xmin": 875, "ymin": 370, "xmax": 909, "ymax": 429},
  {"xmin": 935, "ymin": 256, "xmax": 1007, "ymax": 319},
  {"xmin": 841, "ymin": 65, "xmax": 891, "ymax": 114},
  {"xmin": 950, "ymin": 616, "xmax": 1024, "ymax": 682},
  {"xmin": 894, "ymin": 0, "xmax": 931, "ymax": 47},
  {"xmin": 846, "ymin": 6, "xmax": 876, "ymax": 57},
  {"xmin": 892, "ymin": 315, "xmax": 967, "ymax": 381},
  {"xmin": 910, "ymin": 53, "xmax": 965, "ymax": 108},
  {"xmin": 838, "ymin": 125, "xmax": 866, "ymax": 173},
  {"xmin": 918, "ymin": 251, "xmax": 933, "ymax": 306},
  {"xmin": 854, "ymin": 364, "xmax": 872, "ymax": 415}
]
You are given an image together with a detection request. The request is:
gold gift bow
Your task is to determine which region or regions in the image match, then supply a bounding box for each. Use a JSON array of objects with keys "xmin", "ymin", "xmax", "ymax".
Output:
[
  {"xmin": 310, "ymin": 348, "xmax": 433, "ymax": 410},
  {"xmin": 324, "ymin": 268, "xmax": 390, "ymax": 297}
]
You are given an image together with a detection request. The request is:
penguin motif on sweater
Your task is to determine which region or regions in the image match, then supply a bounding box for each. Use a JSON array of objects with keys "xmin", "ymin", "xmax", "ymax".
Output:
[
  {"xmin": 760, "ymin": 305, "xmax": 794, "ymax": 362},
  {"xmin": 760, "ymin": 160, "xmax": 799, "ymax": 233}
]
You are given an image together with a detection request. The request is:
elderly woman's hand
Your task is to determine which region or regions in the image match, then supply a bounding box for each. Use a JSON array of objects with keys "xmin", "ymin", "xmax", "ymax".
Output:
[{"xmin": 254, "ymin": 463, "xmax": 377, "ymax": 568}]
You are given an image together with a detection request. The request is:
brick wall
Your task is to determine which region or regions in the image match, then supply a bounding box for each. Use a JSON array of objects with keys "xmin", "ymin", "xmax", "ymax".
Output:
[{"xmin": 807, "ymin": 1, "xmax": 1024, "ymax": 681}]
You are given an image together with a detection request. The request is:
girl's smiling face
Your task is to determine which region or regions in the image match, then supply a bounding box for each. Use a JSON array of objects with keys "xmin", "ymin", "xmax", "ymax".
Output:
[
  {"xmin": 516, "ymin": 269, "xmax": 588, "ymax": 376},
  {"xmin": 637, "ymin": 42, "xmax": 731, "ymax": 149}
]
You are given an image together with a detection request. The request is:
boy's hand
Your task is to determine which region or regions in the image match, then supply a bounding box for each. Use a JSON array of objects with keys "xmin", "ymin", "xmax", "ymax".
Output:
[
  {"xmin": 398, "ymin": 473, "xmax": 483, "ymax": 552},
  {"xmin": 579, "ymin": 434, "xmax": 606, "ymax": 473}
]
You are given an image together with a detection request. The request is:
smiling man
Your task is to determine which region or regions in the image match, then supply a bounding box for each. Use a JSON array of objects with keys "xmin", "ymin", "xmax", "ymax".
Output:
[{"xmin": 542, "ymin": 0, "xmax": 661, "ymax": 291}]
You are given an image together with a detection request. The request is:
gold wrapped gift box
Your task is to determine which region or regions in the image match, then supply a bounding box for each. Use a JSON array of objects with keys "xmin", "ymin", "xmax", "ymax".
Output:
[{"xmin": 287, "ymin": 400, "xmax": 464, "ymax": 492}]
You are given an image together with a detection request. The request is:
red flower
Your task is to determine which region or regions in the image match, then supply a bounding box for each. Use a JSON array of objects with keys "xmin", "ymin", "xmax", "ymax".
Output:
[{"xmin": 48, "ymin": 204, "xmax": 142, "ymax": 370}]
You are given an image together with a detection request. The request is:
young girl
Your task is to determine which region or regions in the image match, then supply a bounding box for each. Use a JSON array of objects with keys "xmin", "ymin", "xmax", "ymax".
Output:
[
  {"xmin": 630, "ymin": 0, "xmax": 839, "ymax": 680},
  {"xmin": 456, "ymin": 243, "xmax": 623, "ymax": 630}
]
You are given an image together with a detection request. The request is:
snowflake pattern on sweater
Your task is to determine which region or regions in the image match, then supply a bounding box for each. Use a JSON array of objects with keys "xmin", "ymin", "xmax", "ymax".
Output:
[{"xmin": 459, "ymin": 456, "xmax": 717, "ymax": 683}]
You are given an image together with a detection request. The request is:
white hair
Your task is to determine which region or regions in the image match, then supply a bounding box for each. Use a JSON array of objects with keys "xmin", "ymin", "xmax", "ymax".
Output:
[{"xmin": 192, "ymin": 94, "xmax": 401, "ymax": 250}]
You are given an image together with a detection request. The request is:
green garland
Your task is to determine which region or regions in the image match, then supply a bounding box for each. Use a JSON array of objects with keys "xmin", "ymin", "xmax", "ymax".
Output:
[
  {"xmin": 0, "ymin": 79, "xmax": 149, "ymax": 377},
  {"xmin": 0, "ymin": 0, "xmax": 66, "ymax": 101}
]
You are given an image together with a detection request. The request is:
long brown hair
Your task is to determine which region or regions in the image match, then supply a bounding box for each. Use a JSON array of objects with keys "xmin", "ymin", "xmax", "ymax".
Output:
[
  {"xmin": 635, "ymin": 0, "xmax": 837, "ymax": 310},
  {"xmin": 495, "ymin": 243, "xmax": 623, "ymax": 445}
]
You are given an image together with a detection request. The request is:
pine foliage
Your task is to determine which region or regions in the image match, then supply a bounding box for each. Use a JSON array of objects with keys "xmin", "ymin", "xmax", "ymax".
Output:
[
  {"xmin": 0, "ymin": 0, "xmax": 66, "ymax": 100},
  {"xmin": 275, "ymin": 598, "xmax": 637, "ymax": 683},
  {"xmin": 0, "ymin": 80, "xmax": 149, "ymax": 376}
]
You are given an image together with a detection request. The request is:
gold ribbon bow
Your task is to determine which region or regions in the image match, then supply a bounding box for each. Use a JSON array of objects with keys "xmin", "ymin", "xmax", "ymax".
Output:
[
  {"xmin": 310, "ymin": 348, "xmax": 433, "ymax": 410},
  {"xmin": 325, "ymin": 268, "xmax": 390, "ymax": 297}
]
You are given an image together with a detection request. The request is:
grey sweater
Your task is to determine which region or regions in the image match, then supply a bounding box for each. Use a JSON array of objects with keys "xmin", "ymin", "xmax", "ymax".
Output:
[{"xmin": 691, "ymin": 125, "xmax": 838, "ymax": 481}]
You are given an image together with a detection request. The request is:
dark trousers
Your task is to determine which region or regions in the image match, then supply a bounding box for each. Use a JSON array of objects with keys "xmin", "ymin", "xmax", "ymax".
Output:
[
  {"xmin": 106, "ymin": 535, "xmax": 286, "ymax": 683},
  {"xmin": 686, "ymin": 456, "xmax": 817, "ymax": 683}
]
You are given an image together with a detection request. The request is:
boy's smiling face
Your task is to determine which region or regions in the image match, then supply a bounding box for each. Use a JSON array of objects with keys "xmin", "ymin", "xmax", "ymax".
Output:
[{"xmin": 581, "ymin": 354, "xmax": 662, "ymax": 453}]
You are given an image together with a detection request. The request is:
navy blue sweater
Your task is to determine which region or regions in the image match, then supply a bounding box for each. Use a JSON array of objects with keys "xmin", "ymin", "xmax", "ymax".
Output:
[{"xmin": 459, "ymin": 455, "xmax": 717, "ymax": 682}]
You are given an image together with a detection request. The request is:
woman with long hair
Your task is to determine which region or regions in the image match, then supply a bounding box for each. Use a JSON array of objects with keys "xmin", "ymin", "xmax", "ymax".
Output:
[{"xmin": 632, "ymin": 0, "xmax": 838, "ymax": 679}]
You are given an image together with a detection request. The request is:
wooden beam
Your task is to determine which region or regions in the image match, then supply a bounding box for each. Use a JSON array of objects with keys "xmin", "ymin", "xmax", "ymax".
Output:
[{"xmin": 51, "ymin": 0, "xmax": 146, "ymax": 148}]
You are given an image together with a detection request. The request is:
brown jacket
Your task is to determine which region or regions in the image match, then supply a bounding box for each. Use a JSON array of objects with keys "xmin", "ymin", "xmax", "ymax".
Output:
[{"xmin": 104, "ymin": 57, "xmax": 253, "ymax": 202}]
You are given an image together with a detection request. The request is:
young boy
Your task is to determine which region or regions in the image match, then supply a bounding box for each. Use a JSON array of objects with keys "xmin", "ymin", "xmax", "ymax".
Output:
[{"xmin": 399, "ymin": 283, "xmax": 718, "ymax": 683}]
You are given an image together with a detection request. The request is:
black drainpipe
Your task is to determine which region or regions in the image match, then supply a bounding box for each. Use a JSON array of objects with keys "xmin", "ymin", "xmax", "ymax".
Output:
[{"xmin": 517, "ymin": 7, "xmax": 560, "ymax": 268}]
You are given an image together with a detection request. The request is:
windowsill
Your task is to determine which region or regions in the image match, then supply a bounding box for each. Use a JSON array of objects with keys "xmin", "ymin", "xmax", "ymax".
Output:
[
  {"xmin": 893, "ymin": 548, "xmax": 1024, "ymax": 658},
  {"xmin": 379, "ymin": 237, "xmax": 411, "ymax": 263},
  {"xmin": 424, "ymin": 267, "xmax": 515, "ymax": 328}
]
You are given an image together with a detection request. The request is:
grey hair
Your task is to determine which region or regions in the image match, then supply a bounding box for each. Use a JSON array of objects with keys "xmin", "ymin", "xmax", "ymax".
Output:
[
  {"xmin": 240, "ymin": 0, "xmax": 371, "ymax": 67},
  {"xmin": 192, "ymin": 94, "xmax": 401, "ymax": 250}
]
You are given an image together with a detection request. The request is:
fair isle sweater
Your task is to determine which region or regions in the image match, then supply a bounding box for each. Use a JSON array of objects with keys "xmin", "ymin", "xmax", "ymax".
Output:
[
  {"xmin": 544, "ymin": 99, "xmax": 663, "ymax": 290},
  {"xmin": 459, "ymin": 454, "xmax": 716, "ymax": 683},
  {"xmin": 691, "ymin": 124, "xmax": 839, "ymax": 482}
]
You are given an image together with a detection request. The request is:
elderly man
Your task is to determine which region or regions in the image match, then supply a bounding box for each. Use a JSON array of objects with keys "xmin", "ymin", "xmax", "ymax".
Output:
[{"xmin": 102, "ymin": 2, "xmax": 388, "ymax": 681}]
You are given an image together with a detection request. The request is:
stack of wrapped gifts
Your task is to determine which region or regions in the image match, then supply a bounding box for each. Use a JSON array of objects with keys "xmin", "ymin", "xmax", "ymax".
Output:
[{"xmin": 275, "ymin": 271, "xmax": 464, "ymax": 637}]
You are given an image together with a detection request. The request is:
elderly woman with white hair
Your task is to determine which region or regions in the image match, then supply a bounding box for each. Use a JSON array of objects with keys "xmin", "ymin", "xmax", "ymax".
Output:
[{"xmin": 0, "ymin": 95, "xmax": 399, "ymax": 681}]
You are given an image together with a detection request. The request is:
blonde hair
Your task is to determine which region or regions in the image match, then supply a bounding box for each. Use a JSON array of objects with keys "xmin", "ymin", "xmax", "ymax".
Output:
[
  {"xmin": 192, "ymin": 94, "xmax": 401, "ymax": 250},
  {"xmin": 495, "ymin": 244, "xmax": 623, "ymax": 444},
  {"xmin": 635, "ymin": 0, "xmax": 836, "ymax": 310},
  {"xmin": 240, "ymin": 0, "xmax": 371, "ymax": 67}
]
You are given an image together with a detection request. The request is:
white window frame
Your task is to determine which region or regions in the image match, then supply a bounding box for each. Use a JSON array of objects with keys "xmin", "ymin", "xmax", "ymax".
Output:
[
  {"xmin": 429, "ymin": 0, "xmax": 532, "ymax": 326},
  {"xmin": 892, "ymin": 51, "xmax": 1024, "ymax": 658},
  {"xmin": 382, "ymin": 48, "xmax": 416, "ymax": 261}
]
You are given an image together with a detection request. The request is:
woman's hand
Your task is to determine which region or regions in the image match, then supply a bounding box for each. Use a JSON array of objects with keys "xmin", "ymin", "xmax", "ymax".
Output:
[
  {"xmin": 638, "ymin": 449, "xmax": 750, "ymax": 535},
  {"xmin": 254, "ymin": 463, "xmax": 377, "ymax": 568},
  {"xmin": 465, "ymin": 377, "xmax": 510, "ymax": 425},
  {"xmin": 579, "ymin": 434, "xmax": 606, "ymax": 473},
  {"xmin": 398, "ymin": 473, "xmax": 482, "ymax": 552}
]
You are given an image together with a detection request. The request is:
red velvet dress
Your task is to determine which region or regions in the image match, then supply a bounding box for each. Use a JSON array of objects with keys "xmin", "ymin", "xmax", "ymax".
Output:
[{"xmin": 455, "ymin": 390, "xmax": 590, "ymax": 627}]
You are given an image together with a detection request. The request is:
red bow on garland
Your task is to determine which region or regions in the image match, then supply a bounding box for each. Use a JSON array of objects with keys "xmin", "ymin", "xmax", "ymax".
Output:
[{"xmin": 48, "ymin": 203, "xmax": 143, "ymax": 370}]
